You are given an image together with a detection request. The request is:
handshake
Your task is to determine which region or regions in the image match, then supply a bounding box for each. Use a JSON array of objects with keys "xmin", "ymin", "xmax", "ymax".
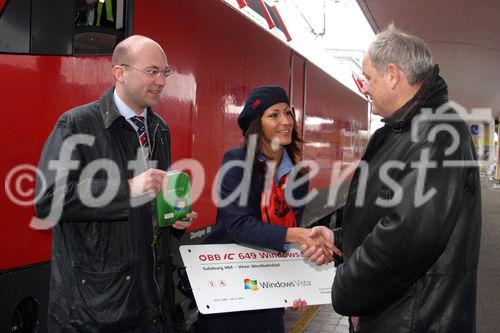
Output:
[{"xmin": 286, "ymin": 226, "xmax": 341, "ymax": 265}]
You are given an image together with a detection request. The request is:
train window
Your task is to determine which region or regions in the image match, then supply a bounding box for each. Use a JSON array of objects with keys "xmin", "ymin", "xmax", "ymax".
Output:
[
  {"xmin": 74, "ymin": 0, "xmax": 129, "ymax": 55},
  {"xmin": 246, "ymin": 0, "xmax": 265, "ymax": 18},
  {"xmin": 31, "ymin": 0, "xmax": 74, "ymax": 55},
  {"xmin": 0, "ymin": 0, "xmax": 131, "ymax": 55},
  {"xmin": 0, "ymin": 0, "xmax": 31, "ymax": 53},
  {"xmin": 265, "ymin": 3, "xmax": 289, "ymax": 39},
  {"xmin": 245, "ymin": 0, "xmax": 289, "ymax": 39}
]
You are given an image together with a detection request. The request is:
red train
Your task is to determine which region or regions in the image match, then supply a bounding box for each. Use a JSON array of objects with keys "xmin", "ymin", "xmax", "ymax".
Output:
[{"xmin": 0, "ymin": 0, "xmax": 367, "ymax": 331}]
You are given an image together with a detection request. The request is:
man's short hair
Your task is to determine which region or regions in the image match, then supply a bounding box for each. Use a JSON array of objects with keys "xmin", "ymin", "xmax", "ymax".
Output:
[
  {"xmin": 368, "ymin": 24, "xmax": 433, "ymax": 85},
  {"xmin": 111, "ymin": 35, "xmax": 155, "ymax": 66},
  {"xmin": 111, "ymin": 42, "xmax": 133, "ymax": 66}
]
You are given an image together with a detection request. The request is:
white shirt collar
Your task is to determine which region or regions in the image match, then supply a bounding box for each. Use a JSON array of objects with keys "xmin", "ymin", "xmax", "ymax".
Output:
[
  {"xmin": 259, "ymin": 150, "xmax": 295, "ymax": 185},
  {"xmin": 113, "ymin": 89, "xmax": 147, "ymax": 120}
]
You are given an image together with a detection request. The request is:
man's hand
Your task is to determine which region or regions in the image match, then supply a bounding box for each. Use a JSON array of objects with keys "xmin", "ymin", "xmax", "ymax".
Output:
[
  {"xmin": 172, "ymin": 211, "xmax": 198, "ymax": 230},
  {"xmin": 300, "ymin": 226, "xmax": 341, "ymax": 265},
  {"xmin": 286, "ymin": 227, "xmax": 335, "ymax": 263},
  {"xmin": 128, "ymin": 168, "xmax": 167, "ymax": 197}
]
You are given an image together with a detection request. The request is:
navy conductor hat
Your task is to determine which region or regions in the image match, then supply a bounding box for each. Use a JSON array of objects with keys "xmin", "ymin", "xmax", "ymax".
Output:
[{"xmin": 238, "ymin": 85, "xmax": 290, "ymax": 132}]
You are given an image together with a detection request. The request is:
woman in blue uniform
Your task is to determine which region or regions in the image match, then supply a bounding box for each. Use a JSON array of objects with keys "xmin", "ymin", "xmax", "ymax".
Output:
[{"xmin": 196, "ymin": 86, "xmax": 330, "ymax": 333}]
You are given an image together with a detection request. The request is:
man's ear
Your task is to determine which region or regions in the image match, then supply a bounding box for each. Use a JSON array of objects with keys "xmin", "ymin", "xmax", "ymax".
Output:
[
  {"xmin": 112, "ymin": 65, "xmax": 125, "ymax": 83},
  {"xmin": 386, "ymin": 63, "xmax": 401, "ymax": 89}
]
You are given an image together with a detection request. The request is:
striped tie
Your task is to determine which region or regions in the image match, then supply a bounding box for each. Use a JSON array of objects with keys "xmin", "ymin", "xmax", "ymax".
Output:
[{"xmin": 130, "ymin": 116, "xmax": 150, "ymax": 160}]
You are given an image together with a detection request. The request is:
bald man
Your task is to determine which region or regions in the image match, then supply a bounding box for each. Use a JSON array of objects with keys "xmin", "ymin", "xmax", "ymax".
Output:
[{"xmin": 35, "ymin": 35, "xmax": 194, "ymax": 332}]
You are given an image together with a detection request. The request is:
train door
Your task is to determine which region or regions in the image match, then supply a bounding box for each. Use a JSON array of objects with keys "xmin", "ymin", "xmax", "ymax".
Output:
[{"xmin": 289, "ymin": 52, "xmax": 306, "ymax": 145}]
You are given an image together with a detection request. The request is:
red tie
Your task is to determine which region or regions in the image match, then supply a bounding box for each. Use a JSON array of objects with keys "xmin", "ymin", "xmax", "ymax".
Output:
[{"xmin": 130, "ymin": 115, "xmax": 150, "ymax": 159}]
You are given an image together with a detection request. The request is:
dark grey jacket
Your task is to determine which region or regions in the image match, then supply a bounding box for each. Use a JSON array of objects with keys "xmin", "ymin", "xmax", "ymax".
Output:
[
  {"xmin": 333, "ymin": 66, "xmax": 482, "ymax": 333},
  {"xmin": 35, "ymin": 88, "xmax": 178, "ymax": 332}
]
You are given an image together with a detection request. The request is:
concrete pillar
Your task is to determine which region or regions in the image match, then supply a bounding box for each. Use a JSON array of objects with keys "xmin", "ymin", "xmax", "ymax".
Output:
[
  {"xmin": 483, "ymin": 122, "xmax": 493, "ymax": 166},
  {"xmin": 472, "ymin": 121, "xmax": 495, "ymax": 173}
]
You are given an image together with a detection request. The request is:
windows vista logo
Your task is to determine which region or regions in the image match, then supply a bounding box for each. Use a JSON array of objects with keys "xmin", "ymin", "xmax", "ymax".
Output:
[{"xmin": 244, "ymin": 278, "xmax": 312, "ymax": 290}]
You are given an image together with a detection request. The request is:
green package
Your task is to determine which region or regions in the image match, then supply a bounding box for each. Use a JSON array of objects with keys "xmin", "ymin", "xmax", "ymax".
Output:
[{"xmin": 156, "ymin": 171, "xmax": 192, "ymax": 227}]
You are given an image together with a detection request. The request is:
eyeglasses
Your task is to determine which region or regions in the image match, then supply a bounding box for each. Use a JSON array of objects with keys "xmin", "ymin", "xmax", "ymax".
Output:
[{"xmin": 120, "ymin": 64, "xmax": 173, "ymax": 78}]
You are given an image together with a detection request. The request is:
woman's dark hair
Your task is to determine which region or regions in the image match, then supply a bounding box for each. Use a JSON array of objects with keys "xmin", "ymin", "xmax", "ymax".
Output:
[{"xmin": 242, "ymin": 109, "xmax": 306, "ymax": 176}]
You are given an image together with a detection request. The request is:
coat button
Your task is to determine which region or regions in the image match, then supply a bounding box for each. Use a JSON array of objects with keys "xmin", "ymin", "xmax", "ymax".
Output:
[
  {"xmin": 125, "ymin": 275, "xmax": 131, "ymax": 281},
  {"xmin": 81, "ymin": 278, "xmax": 86, "ymax": 284}
]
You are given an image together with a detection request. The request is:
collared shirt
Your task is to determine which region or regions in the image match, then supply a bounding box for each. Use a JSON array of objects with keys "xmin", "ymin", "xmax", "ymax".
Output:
[
  {"xmin": 260, "ymin": 149, "xmax": 295, "ymax": 251},
  {"xmin": 260, "ymin": 149, "xmax": 295, "ymax": 185},
  {"xmin": 113, "ymin": 89, "xmax": 149, "ymax": 135},
  {"xmin": 274, "ymin": 150, "xmax": 294, "ymax": 185}
]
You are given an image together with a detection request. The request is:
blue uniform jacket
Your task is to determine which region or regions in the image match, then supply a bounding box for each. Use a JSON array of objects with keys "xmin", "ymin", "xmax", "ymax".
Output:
[{"xmin": 206, "ymin": 146, "xmax": 309, "ymax": 250}]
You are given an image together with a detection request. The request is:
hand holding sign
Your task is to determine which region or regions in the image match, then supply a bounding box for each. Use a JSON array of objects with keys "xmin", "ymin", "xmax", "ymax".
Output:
[{"xmin": 180, "ymin": 244, "xmax": 335, "ymax": 314}]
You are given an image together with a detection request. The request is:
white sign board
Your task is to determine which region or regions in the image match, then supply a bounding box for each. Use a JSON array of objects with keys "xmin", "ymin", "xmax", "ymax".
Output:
[{"xmin": 180, "ymin": 243, "xmax": 335, "ymax": 314}]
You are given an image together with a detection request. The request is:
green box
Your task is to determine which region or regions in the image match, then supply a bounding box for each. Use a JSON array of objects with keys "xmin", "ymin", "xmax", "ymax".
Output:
[{"xmin": 156, "ymin": 171, "xmax": 192, "ymax": 227}]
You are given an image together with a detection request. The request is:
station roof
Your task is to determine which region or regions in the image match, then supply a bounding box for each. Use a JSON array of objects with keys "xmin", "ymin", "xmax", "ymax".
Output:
[{"xmin": 357, "ymin": 0, "xmax": 500, "ymax": 118}]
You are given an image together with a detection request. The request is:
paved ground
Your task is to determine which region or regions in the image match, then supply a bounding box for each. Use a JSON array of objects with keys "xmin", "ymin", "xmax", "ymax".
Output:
[
  {"xmin": 476, "ymin": 177, "xmax": 500, "ymax": 333},
  {"xmin": 284, "ymin": 176, "xmax": 500, "ymax": 332}
]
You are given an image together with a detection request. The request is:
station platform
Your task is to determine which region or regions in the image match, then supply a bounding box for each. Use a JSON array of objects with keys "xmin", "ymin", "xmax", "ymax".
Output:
[{"xmin": 284, "ymin": 177, "xmax": 500, "ymax": 333}]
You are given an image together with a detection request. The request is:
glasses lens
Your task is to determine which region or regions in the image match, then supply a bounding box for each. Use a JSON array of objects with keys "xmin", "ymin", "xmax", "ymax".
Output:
[
  {"xmin": 121, "ymin": 64, "xmax": 172, "ymax": 78},
  {"xmin": 163, "ymin": 67, "xmax": 172, "ymax": 77}
]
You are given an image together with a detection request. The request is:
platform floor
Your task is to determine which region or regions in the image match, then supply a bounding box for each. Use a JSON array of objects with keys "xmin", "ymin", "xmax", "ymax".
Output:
[{"xmin": 284, "ymin": 176, "xmax": 500, "ymax": 333}]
